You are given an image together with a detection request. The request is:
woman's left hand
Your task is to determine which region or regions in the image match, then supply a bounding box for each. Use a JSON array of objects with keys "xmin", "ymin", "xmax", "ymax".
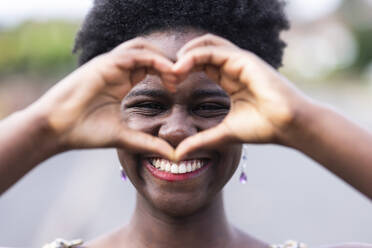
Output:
[{"xmin": 172, "ymin": 34, "xmax": 308, "ymax": 160}]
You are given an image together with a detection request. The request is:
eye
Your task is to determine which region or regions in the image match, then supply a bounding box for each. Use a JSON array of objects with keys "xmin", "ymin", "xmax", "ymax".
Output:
[
  {"xmin": 192, "ymin": 103, "xmax": 230, "ymax": 117},
  {"xmin": 129, "ymin": 101, "xmax": 167, "ymax": 116},
  {"xmin": 135, "ymin": 102, "xmax": 166, "ymax": 110}
]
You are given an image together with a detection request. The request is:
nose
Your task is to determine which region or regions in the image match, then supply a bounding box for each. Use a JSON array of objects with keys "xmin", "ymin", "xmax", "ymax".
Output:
[{"xmin": 158, "ymin": 106, "xmax": 197, "ymax": 148}]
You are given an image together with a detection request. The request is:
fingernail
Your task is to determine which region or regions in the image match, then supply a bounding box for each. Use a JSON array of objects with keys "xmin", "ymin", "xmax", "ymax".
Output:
[
  {"xmin": 168, "ymin": 150, "xmax": 177, "ymax": 162},
  {"xmin": 168, "ymin": 86, "xmax": 177, "ymax": 93},
  {"xmin": 176, "ymin": 51, "xmax": 183, "ymax": 60},
  {"xmin": 162, "ymin": 74, "xmax": 177, "ymax": 83},
  {"xmin": 173, "ymin": 62, "xmax": 182, "ymax": 72},
  {"xmin": 173, "ymin": 150, "xmax": 184, "ymax": 163}
]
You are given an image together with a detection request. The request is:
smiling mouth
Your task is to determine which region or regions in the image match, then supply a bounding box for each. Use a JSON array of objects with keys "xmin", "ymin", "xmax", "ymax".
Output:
[
  {"xmin": 144, "ymin": 158, "xmax": 211, "ymax": 182},
  {"xmin": 150, "ymin": 158, "xmax": 207, "ymax": 173}
]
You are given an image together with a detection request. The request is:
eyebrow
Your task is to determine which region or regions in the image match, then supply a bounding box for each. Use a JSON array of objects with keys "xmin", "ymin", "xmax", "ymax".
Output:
[
  {"xmin": 125, "ymin": 88, "xmax": 230, "ymax": 100},
  {"xmin": 125, "ymin": 88, "xmax": 169, "ymax": 99},
  {"xmin": 191, "ymin": 89, "xmax": 229, "ymax": 99}
]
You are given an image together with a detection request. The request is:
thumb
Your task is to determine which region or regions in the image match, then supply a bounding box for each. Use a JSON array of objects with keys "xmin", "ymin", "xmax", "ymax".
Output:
[
  {"xmin": 117, "ymin": 128, "xmax": 175, "ymax": 161},
  {"xmin": 174, "ymin": 122, "xmax": 235, "ymax": 161}
]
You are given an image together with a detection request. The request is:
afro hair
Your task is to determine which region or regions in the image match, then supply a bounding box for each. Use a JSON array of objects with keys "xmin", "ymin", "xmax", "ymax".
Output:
[{"xmin": 74, "ymin": 0, "xmax": 290, "ymax": 68}]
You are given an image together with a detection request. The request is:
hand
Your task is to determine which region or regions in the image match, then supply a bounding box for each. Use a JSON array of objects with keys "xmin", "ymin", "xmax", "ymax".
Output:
[
  {"xmin": 172, "ymin": 34, "xmax": 308, "ymax": 160},
  {"xmin": 31, "ymin": 38, "xmax": 176, "ymax": 159}
]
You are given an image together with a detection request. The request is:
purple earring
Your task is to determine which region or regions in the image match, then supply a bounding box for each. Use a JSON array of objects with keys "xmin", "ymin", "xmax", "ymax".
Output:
[
  {"xmin": 239, "ymin": 145, "xmax": 248, "ymax": 184},
  {"xmin": 119, "ymin": 166, "xmax": 127, "ymax": 182}
]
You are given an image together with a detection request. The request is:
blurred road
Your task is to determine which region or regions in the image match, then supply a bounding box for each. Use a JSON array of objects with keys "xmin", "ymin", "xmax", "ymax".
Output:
[{"xmin": 0, "ymin": 83, "xmax": 371, "ymax": 247}]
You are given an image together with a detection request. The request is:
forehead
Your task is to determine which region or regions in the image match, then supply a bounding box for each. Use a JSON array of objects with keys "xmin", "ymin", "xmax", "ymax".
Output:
[{"xmin": 143, "ymin": 29, "xmax": 205, "ymax": 61}]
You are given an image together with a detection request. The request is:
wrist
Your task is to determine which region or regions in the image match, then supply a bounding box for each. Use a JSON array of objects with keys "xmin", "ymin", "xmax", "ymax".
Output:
[
  {"xmin": 275, "ymin": 96, "xmax": 323, "ymax": 149},
  {"xmin": 21, "ymin": 104, "xmax": 65, "ymax": 157}
]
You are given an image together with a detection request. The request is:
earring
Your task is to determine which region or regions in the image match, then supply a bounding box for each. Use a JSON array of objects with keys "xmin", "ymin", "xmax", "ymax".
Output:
[
  {"xmin": 119, "ymin": 165, "xmax": 127, "ymax": 182},
  {"xmin": 239, "ymin": 144, "xmax": 248, "ymax": 184}
]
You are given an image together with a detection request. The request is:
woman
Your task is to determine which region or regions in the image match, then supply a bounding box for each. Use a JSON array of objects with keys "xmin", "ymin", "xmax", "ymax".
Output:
[{"xmin": 0, "ymin": 0, "xmax": 371, "ymax": 247}]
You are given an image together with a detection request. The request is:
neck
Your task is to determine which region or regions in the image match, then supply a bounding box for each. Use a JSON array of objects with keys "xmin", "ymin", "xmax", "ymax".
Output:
[{"xmin": 125, "ymin": 192, "xmax": 235, "ymax": 248}]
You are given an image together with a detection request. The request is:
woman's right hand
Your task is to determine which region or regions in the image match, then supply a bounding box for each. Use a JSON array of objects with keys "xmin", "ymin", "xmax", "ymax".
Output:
[{"xmin": 30, "ymin": 38, "xmax": 176, "ymax": 159}]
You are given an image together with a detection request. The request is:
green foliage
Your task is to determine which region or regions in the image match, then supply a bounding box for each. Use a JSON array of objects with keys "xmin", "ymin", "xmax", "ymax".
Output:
[
  {"xmin": 0, "ymin": 21, "xmax": 79, "ymax": 77},
  {"xmin": 353, "ymin": 28, "xmax": 372, "ymax": 71}
]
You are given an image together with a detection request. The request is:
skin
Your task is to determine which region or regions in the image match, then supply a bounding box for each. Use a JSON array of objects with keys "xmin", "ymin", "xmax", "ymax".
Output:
[
  {"xmin": 106, "ymin": 31, "xmax": 253, "ymax": 248},
  {"xmin": 0, "ymin": 29, "xmax": 371, "ymax": 247}
]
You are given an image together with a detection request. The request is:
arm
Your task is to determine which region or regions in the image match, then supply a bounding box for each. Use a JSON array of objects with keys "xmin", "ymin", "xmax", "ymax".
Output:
[
  {"xmin": 0, "ymin": 107, "xmax": 58, "ymax": 194},
  {"xmin": 281, "ymin": 100, "xmax": 372, "ymax": 199},
  {"xmin": 319, "ymin": 243, "xmax": 372, "ymax": 248},
  {"xmin": 0, "ymin": 38, "xmax": 175, "ymax": 195}
]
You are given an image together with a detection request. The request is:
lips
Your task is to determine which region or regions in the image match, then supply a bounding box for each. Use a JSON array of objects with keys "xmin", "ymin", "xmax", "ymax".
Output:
[{"xmin": 144, "ymin": 158, "xmax": 211, "ymax": 182}]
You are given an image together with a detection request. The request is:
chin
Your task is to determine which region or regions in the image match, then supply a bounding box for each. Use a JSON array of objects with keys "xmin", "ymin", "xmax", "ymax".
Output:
[{"xmin": 143, "ymin": 190, "xmax": 212, "ymax": 217}]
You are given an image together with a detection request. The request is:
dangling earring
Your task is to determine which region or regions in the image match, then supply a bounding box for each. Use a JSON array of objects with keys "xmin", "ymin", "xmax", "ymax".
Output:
[
  {"xmin": 239, "ymin": 144, "xmax": 248, "ymax": 184},
  {"xmin": 119, "ymin": 165, "xmax": 127, "ymax": 182}
]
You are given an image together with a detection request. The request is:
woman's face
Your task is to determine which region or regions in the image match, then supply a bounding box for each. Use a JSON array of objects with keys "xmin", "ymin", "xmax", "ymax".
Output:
[{"xmin": 117, "ymin": 29, "xmax": 242, "ymax": 216}]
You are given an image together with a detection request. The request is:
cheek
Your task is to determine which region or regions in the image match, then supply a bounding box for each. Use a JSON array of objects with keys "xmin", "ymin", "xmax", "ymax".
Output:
[
  {"xmin": 217, "ymin": 144, "xmax": 242, "ymax": 184},
  {"xmin": 194, "ymin": 115, "xmax": 227, "ymax": 132},
  {"xmin": 117, "ymin": 149, "xmax": 146, "ymax": 191},
  {"xmin": 117, "ymin": 149, "xmax": 135, "ymax": 172},
  {"xmin": 117, "ymin": 115, "xmax": 154, "ymax": 184},
  {"xmin": 123, "ymin": 113, "xmax": 160, "ymax": 133}
]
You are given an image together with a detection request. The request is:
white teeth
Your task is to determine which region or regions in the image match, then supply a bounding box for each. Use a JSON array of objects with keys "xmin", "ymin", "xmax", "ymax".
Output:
[
  {"xmin": 192, "ymin": 161, "xmax": 197, "ymax": 171},
  {"xmin": 179, "ymin": 163, "xmax": 186, "ymax": 173},
  {"xmin": 150, "ymin": 159, "xmax": 206, "ymax": 174},
  {"xmin": 171, "ymin": 163, "xmax": 178, "ymax": 173},
  {"xmin": 152, "ymin": 159, "xmax": 157, "ymax": 168},
  {"xmin": 160, "ymin": 160, "xmax": 166, "ymax": 170},
  {"xmin": 197, "ymin": 161, "xmax": 201, "ymax": 169},
  {"xmin": 156, "ymin": 159, "xmax": 161, "ymax": 168},
  {"xmin": 186, "ymin": 163, "xmax": 192, "ymax": 173},
  {"xmin": 191, "ymin": 161, "xmax": 196, "ymax": 170}
]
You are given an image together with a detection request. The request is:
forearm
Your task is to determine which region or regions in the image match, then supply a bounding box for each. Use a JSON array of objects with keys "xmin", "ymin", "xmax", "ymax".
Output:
[
  {"xmin": 281, "ymin": 100, "xmax": 372, "ymax": 200},
  {"xmin": 0, "ymin": 106, "xmax": 60, "ymax": 195}
]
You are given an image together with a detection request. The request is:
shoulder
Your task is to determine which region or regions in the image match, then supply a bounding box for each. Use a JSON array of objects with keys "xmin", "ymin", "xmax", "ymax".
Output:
[
  {"xmin": 268, "ymin": 241, "xmax": 372, "ymax": 248},
  {"xmin": 84, "ymin": 227, "xmax": 128, "ymax": 248},
  {"xmin": 231, "ymin": 227, "xmax": 270, "ymax": 248},
  {"xmin": 315, "ymin": 244, "xmax": 372, "ymax": 248}
]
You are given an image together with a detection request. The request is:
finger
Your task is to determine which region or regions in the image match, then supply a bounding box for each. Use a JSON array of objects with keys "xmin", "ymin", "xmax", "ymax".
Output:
[
  {"xmin": 131, "ymin": 67, "xmax": 178, "ymax": 93},
  {"xmin": 205, "ymin": 65, "xmax": 220, "ymax": 83},
  {"xmin": 96, "ymin": 50, "xmax": 175, "ymax": 99},
  {"xmin": 174, "ymin": 122, "xmax": 235, "ymax": 161},
  {"xmin": 131, "ymin": 68, "xmax": 147, "ymax": 85},
  {"xmin": 162, "ymin": 80, "xmax": 178, "ymax": 93},
  {"xmin": 161, "ymin": 73, "xmax": 179, "ymax": 84},
  {"xmin": 177, "ymin": 33, "xmax": 236, "ymax": 59},
  {"xmin": 118, "ymin": 49, "xmax": 174, "ymax": 75},
  {"xmin": 118, "ymin": 50, "xmax": 179, "ymax": 91},
  {"xmin": 146, "ymin": 68, "xmax": 179, "ymax": 92},
  {"xmin": 148, "ymin": 69, "xmax": 179, "ymax": 86},
  {"xmin": 114, "ymin": 39, "xmax": 178, "ymax": 90},
  {"xmin": 118, "ymin": 128, "xmax": 175, "ymax": 161},
  {"xmin": 173, "ymin": 47, "xmax": 230, "ymax": 75},
  {"xmin": 173, "ymin": 47, "xmax": 249, "ymax": 94},
  {"xmin": 113, "ymin": 37, "xmax": 167, "ymax": 58},
  {"xmin": 113, "ymin": 38, "xmax": 177, "ymax": 79}
]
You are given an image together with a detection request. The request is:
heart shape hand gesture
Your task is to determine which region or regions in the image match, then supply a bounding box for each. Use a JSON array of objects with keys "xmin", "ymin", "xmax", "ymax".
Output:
[
  {"xmin": 34, "ymin": 34, "xmax": 305, "ymax": 161},
  {"xmin": 171, "ymin": 34, "xmax": 305, "ymax": 160}
]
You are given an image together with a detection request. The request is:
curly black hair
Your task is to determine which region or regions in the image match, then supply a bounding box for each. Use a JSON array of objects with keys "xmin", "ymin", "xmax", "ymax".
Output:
[{"xmin": 74, "ymin": 0, "xmax": 289, "ymax": 68}]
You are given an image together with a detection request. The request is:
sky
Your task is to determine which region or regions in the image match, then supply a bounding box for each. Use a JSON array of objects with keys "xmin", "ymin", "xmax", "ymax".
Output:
[
  {"xmin": 0, "ymin": 0, "xmax": 93, "ymax": 26},
  {"xmin": 1, "ymin": 0, "xmax": 372, "ymax": 27},
  {"xmin": 0, "ymin": 0, "xmax": 353, "ymax": 27}
]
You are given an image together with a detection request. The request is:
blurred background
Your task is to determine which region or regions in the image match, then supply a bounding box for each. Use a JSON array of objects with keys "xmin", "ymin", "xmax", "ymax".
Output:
[{"xmin": 0, "ymin": 0, "xmax": 371, "ymax": 247}]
